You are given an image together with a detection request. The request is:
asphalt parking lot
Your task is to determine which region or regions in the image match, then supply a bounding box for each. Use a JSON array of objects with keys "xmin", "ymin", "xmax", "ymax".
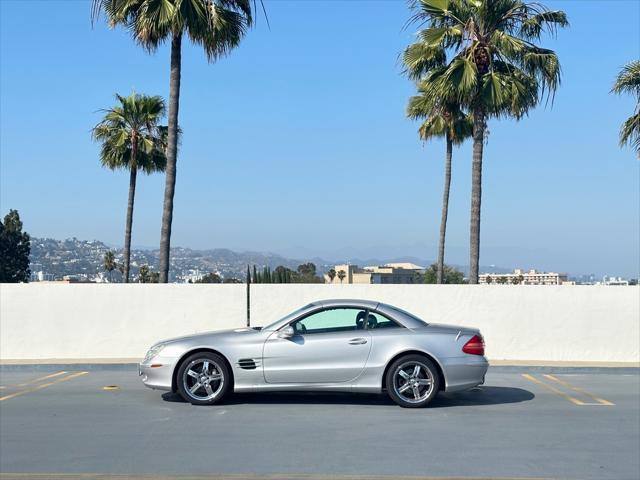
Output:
[{"xmin": 0, "ymin": 367, "xmax": 638, "ymax": 480}]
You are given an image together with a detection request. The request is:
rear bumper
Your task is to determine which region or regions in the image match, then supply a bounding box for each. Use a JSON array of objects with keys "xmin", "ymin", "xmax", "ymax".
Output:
[
  {"xmin": 441, "ymin": 355, "xmax": 489, "ymax": 392},
  {"xmin": 139, "ymin": 362, "xmax": 173, "ymax": 391}
]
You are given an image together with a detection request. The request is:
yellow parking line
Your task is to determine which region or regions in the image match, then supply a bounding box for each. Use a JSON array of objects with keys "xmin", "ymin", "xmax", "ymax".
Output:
[
  {"xmin": 0, "ymin": 371, "xmax": 88, "ymax": 402},
  {"xmin": 17, "ymin": 370, "xmax": 68, "ymax": 387},
  {"xmin": 0, "ymin": 371, "xmax": 68, "ymax": 390},
  {"xmin": 521, "ymin": 373, "xmax": 585, "ymax": 405},
  {"xmin": 543, "ymin": 374, "xmax": 615, "ymax": 406}
]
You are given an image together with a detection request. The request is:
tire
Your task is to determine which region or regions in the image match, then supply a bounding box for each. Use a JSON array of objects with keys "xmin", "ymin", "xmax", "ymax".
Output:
[
  {"xmin": 176, "ymin": 352, "xmax": 231, "ymax": 405},
  {"xmin": 385, "ymin": 354, "xmax": 440, "ymax": 408}
]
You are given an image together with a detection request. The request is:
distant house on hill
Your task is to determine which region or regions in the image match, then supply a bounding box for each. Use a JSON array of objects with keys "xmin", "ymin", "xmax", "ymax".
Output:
[
  {"xmin": 479, "ymin": 269, "xmax": 570, "ymax": 285},
  {"xmin": 325, "ymin": 263, "xmax": 424, "ymax": 284}
]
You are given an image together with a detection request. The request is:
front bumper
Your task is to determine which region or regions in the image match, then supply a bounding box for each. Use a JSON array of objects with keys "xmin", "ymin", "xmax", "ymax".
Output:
[{"xmin": 139, "ymin": 362, "xmax": 173, "ymax": 391}]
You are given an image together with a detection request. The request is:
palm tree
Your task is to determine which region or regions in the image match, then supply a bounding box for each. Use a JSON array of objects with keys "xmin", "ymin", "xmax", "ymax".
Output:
[
  {"xmin": 406, "ymin": 83, "xmax": 472, "ymax": 284},
  {"xmin": 327, "ymin": 268, "xmax": 337, "ymax": 283},
  {"xmin": 408, "ymin": 0, "xmax": 568, "ymax": 283},
  {"xmin": 103, "ymin": 250, "xmax": 117, "ymax": 282},
  {"xmin": 611, "ymin": 61, "xmax": 640, "ymax": 156},
  {"xmin": 92, "ymin": 0, "xmax": 258, "ymax": 283},
  {"xmin": 93, "ymin": 93, "xmax": 167, "ymax": 283},
  {"xmin": 337, "ymin": 269, "xmax": 347, "ymax": 284}
]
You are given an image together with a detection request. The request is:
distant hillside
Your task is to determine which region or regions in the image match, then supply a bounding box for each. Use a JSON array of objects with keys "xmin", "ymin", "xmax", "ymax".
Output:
[
  {"xmin": 29, "ymin": 237, "xmax": 322, "ymax": 282},
  {"xmin": 29, "ymin": 237, "xmax": 512, "ymax": 282}
]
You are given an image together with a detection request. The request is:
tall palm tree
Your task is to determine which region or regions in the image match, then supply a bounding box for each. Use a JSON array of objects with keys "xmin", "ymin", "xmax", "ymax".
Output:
[
  {"xmin": 92, "ymin": 0, "xmax": 258, "ymax": 283},
  {"xmin": 611, "ymin": 60, "xmax": 640, "ymax": 156},
  {"xmin": 93, "ymin": 93, "xmax": 167, "ymax": 283},
  {"xmin": 406, "ymin": 82, "xmax": 472, "ymax": 284},
  {"xmin": 408, "ymin": 0, "xmax": 568, "ymax": 283}
]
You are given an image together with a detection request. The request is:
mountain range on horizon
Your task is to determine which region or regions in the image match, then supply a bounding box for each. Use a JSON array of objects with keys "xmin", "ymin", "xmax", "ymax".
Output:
[{"xmin": 29, "ymin": 235, "xmax": 533, "ymax": 282}]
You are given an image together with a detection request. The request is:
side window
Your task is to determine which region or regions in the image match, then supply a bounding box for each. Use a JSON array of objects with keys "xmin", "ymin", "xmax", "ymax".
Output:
[
  {"xmin": 292, "ymin": 308, "xmax": 367, "ymax": 335},
  {"xmin": 366, "ymin": 312, "xmax": 401, "ymax": 330}
]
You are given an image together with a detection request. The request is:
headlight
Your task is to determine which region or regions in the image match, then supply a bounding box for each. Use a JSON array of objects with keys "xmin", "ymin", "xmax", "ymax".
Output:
[{"xmin": 143, "ymin": 343, "xmax": 165, "ymax": 362}]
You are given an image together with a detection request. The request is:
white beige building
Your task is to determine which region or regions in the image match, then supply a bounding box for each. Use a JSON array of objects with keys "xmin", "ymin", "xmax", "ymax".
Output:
[
  {"xmin": 599, "ymin": 276, "xmax": 630, "ymax": 286},
  {"xmin": 479, "ymin": 269, "xmax": 569, "ymax": 285},
  {"xmin": 326, "ymin": 263, "xmax": 425, "ymax": 284}
]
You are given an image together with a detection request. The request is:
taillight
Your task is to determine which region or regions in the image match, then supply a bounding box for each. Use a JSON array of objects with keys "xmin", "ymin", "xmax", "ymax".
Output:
[{"xmin": 462, "ymin": 334, "xmax": 485, "ymax": 356}]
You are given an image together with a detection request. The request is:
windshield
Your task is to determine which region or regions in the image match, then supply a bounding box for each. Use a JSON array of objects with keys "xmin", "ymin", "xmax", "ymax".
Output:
[{"xmin": 263, "ymin": 303, "xmax": 315, "ymax": 330}]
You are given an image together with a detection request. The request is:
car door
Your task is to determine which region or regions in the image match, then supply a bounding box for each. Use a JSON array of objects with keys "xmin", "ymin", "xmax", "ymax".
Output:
[{"xmin": 262, "ymin": 307, "xmax": 372, "ymax": 384}]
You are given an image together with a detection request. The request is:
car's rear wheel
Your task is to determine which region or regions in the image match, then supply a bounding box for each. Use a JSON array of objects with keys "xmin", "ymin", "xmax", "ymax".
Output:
[
  {"xmin": 176, "ymin": 352, "xmax": 230, "ymax": 405},
  {"xmin": 385, "ymin": 354, "xmax": 440, "ymax": 408}
]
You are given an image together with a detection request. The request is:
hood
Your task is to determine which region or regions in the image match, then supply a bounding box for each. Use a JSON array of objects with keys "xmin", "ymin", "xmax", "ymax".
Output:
[{"xmin": 158, "ymin": 327, "xmax": 258, "ymax": 345}]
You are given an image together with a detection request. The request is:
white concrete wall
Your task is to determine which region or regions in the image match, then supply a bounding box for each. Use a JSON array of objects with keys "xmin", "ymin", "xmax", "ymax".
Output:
[
  {"xmin": 0, "ymin": 284, "xmax": 245, "ymax": 360},
  {"xmin": 1, "ymin": 284, "xmax": 638, "ymax": 363}
]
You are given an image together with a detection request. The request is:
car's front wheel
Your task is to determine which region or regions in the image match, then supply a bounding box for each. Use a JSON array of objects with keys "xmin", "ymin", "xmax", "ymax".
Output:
[
  {"xmin": 385, "ymin": 354, "xmax": 440, "ymax": 408},
  {"xmin": 176, "ymin": 352, "xmax": 230, "ymax": 405}
]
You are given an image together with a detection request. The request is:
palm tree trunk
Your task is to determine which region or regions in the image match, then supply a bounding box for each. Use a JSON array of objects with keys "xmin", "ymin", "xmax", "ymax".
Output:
[
  {"xmin": 159, "ymin": 32, "xmax": 182, "ymax": 283},
  {"xmin": 437, "ymin": 135, "xmax": 453, "ymax": 284},
  {"xmin": 123, "ymin": 158, "xmax": 137, "ymax": 283},
  {"xmin": 469, "ymin": 107, "xmax": 485, "ymax": 284}
]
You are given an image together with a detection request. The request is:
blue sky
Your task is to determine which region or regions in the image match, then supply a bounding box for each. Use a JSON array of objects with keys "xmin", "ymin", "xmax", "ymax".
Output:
[{"xmin": 1, "ymin": 0, "xmax": 638, "ymax": 277}]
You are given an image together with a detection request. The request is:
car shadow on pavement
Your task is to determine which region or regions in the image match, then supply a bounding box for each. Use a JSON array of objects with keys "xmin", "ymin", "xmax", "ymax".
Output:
[
  {"xmin": 430, "ymin": 386, "xmax": 534, "ymax": 408},
  {"xmin": 161, "ymin": 385, "xmax": 534, "ymax": 407}
]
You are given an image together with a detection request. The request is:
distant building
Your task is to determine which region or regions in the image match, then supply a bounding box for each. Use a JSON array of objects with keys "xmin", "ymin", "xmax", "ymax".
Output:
[
  {"xmin": 599, "ymin": 276, "xmax": 629, "ymax": 286},
  {"xmin": 91, "ymin": 272, "xmax": 109, "ymax": 283},
  {"xmin": 30, "ymin": 271, "xmax": 55, "ymax": 282},
  {"xmin": 62, "ymin": 274, "xmax": 93, "ymax": 283},
  {"xmin": 178, "ymin": 269, "xmax": 212, "ymax": 283},
  {"xmin": 479, "ymin": 269, "xmax": 569, "ymax": 285},
  {"xmin": 326, "ymin": 263, "xmax": 424, "ymax": 284}
]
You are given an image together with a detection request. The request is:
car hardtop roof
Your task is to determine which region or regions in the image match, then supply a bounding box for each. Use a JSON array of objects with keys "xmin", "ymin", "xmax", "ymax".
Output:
[{"xmin": 314, "ymin": 299, "xmax": 380, "ymax": 309}]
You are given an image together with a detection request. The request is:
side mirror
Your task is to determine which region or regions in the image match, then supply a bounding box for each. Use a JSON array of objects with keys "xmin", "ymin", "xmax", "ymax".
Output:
[{"xmin": 278, "ymin": 326, "xmax": 295, "ymax": 339}]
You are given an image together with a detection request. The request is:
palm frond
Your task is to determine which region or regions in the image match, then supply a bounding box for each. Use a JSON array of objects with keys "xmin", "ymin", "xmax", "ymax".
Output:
[
  {"xmin": 403, "ymin": 43, "xmax": 446, "ymax": 80},
  {"xmin": 93, "ymin": 0, "xmax": 256, "ymax": 61},
  {"xmin": 619, "ymin": 113, "xmax": 640, "ymax": 153},
  {"xmin": 519, "ymin": 9, "xmax": 569, "ymax": 40},
  {"xmin": 611, "ymin": 61, "xmax": 640, "ymax": 98},
  {"xmin": 444, "ymin": 56, "xmax": 478, "ymax": 101}
]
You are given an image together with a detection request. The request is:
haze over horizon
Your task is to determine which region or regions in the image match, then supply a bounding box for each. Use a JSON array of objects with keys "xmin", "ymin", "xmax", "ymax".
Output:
[
  {"xmin": 30, "ymin": 234, "xmax": 632, "ymax": 278},
  {"xmin": 1, "ymin": 1, "xmax": 639, "ymax": 278}
]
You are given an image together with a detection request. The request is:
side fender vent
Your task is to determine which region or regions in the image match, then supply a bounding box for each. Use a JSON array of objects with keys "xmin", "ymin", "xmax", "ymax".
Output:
[{"xmin": 237, "ymin": 358, "xmax": 260, "ymax": 370}]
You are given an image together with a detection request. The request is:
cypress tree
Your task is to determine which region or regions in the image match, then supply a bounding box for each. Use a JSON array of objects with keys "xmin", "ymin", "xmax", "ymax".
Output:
[{"xmin": 0, "ymin": 210, "xmax": 31, "ymax": 283}]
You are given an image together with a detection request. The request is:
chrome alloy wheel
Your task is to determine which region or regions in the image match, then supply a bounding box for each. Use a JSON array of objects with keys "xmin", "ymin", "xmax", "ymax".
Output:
[
  {"xmin": 182, "ymin": 358, "xmax": 225, "ymax": 402},
  {"xmin": 392, "ymin": 361, "xmax": 434, "ymax": 404}
]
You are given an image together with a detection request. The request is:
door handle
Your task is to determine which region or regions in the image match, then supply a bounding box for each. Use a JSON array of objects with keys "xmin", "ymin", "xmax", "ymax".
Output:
[{"xmin": 348, "ymin": 338, "xmax": 368, "ymax": 345}]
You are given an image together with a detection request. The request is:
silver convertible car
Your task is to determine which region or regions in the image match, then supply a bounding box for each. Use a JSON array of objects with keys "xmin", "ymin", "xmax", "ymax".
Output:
[{"xmin": 139, "ymin": 299, "xmax": 488, "ymax": 408}]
